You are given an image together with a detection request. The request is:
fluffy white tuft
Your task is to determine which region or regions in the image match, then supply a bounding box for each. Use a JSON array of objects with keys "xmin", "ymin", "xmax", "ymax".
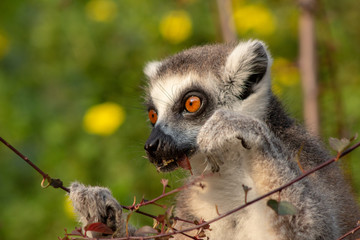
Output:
[{"xmin": 144, "ymin": 61, "xmax": 162, "ymax": 79}]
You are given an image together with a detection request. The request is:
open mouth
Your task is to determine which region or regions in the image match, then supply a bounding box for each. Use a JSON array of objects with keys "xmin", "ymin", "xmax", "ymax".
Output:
[
  {"xmin": 156, "ymin": 158, "xmax": 179, "ymax": 172},
  {"xmin": 153, "ymin": 152, "xmax": 194, "ymax": 174}
]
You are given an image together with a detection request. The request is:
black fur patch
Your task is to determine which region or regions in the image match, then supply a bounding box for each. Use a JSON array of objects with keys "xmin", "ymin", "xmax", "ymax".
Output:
[{"xmin": 238, "ymin": 42, "xmax": 268, "ymax": 100}]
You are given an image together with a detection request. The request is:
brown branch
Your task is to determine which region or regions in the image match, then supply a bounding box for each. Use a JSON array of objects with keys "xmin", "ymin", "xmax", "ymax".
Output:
[
  {"xmin": 125, "ymin": 176, "xmax": 205, "ymax": 211},
  {"xmin": 3, "ymin": 135, "xmax": 359, "ymax": 240},
  {"xmin": 298, "ymin": 0, "xmax": 320, "ymax": 135},
  {"xmin": 216, "ymin": 0, "xmax": 237, "ymax": 42},
  {"xmin": 105, "ymin": 141, "xmax": 360, "ymax": 239},
  {"xmin": 337, "ymin": 222, "xmax": 360, "ymax": 240},
  {"xmin": 0, "ymin": 137, "xmax": 70, "ymax": 193},
  {"xmin": 0, "ymin": 136, "xmax": 171, "ymax": 222}
]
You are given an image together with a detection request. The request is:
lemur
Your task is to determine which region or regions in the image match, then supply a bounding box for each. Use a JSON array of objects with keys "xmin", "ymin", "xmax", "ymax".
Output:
[{"xmin": 69, "ymin": 40, "xmax": 360, "ymax": 239}]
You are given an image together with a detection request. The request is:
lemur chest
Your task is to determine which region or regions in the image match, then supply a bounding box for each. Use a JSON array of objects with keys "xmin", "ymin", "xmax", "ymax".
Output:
[{"xmin": 179, "ymin": 172, "xmax": 279, "ymax": 239}]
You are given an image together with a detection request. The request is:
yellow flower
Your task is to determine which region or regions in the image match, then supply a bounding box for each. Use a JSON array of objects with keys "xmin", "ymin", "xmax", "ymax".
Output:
[
  {"xmin": 64, "ymin": 195, "xmax": 76, "ymax": 220},
  {"xmin": 85, "ymin": 0, "xmax": 117, "ymax": 23},
  {"xmin": 272, "ymin": 57, "xmax": 299, "ymax": 96},
  {"xmin": 159, "ymin": 10, "xmax": 192, "ymax": 44},
  {"xmin": 0, "ymin": 32, "xmax": 10, "ymax": 59},
  {"xmin": 233, "ymin": 5, "xmax": 276, "ymax": 36},
  {"xmin": 83, "ymin": 102, "xmax": 125, "ymax": 136},
  {"xmin": 271, "ymin": 82, "xmax": 283, "ymax": 96},
  {"xmin": 272, "ymin": 57, "xmax": 299, "ymax": 87}
]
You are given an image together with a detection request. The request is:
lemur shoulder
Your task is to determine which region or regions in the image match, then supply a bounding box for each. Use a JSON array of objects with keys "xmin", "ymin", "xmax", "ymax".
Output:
[{"xmin": 69, "ymin": 40, "xmax": 360, "ymax": 239}]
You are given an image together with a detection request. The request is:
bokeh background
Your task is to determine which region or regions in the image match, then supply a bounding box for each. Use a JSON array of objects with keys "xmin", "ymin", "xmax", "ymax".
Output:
[{"xmin": 0, "ymin": 0, "xmax": 359, "ymax": 239}]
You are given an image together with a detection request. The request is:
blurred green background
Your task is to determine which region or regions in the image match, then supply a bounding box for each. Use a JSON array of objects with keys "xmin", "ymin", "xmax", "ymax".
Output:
[{"xmin": 0, "ymin": 0, "xmax": 359, "ymax": 239}]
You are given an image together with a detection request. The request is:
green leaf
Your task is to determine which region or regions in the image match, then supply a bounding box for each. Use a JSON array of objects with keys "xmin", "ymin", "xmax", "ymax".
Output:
[
  {"xmin": 329, "ymin": 137, "xmax": 350, "ymax": 153},
  {"xmin": 267, "ymin": 199, "xmax": 297, "ymax": 216},
  {"xmin": 267, "ymin": 199, "xmax": 278, "ymax": 212},
  {"xmin": 277, "ymin": 201, "xmax": 298, "ymax": 215}
]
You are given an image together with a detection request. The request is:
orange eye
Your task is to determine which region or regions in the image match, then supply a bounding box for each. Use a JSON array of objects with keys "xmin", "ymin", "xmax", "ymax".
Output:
[
  {"xmin": 185, "ymin": 96, "xmax": 201, "ymax": 113},
  {"xmin": 148, "ymin": 109, "xmax": 158, "ymax": 125}
]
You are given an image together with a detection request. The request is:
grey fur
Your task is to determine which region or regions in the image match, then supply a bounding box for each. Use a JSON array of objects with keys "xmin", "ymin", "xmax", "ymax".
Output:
[
  {"xmin": 69, "ymin": 40, "xmax": 360, "ymax": 239},
  {"xmin": 69, "ymin": 182, "xmax": 135, "ymax": 238}
]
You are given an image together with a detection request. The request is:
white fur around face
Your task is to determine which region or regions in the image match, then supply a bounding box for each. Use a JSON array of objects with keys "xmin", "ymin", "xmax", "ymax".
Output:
[
  {"xmin": 149, "ymin": 74, "xmax": 192, "ymax": 125},
  {"xmin": 144, "ymin": 61, "xmax": 162, "ymax": 79},
  {"xmin": 149, "ymin": 73, "xmax": 218, "ymax": 125},
  {"xmin": 183, "ymin": 154, "xmax": 278, "ymax": 240}
]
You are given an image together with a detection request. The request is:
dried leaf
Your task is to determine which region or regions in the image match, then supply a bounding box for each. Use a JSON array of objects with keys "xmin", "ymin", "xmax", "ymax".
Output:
[
  {"xmin": 84, "ymin": 222, "xmax": 114, "ymax": 235},
  {"xmin": 267, "ymin": 199, "xmax": 297, "ymax": 216},
  {"xmin": 197, "ymin": 218, "xmax": 211, "ymax": 230},
  {"xmin": 70, "ymin": 228, "xmax": 83, "ymax": 236},
  {"xmin": 177, "ymin": 155, "xmax": 193, "ymax": 175},
  {"xmin": 156, "ymin": 214, "xmax": 165, "ymax": 223},
  {"xmin": 135, "ymin": 226, "xmax": 158, "ymax": 236},
  {"xmin": 126, "ymin": 212, "xmax": 134, "ymax": 236},
  {"xmin": 215, "ymin": 204, "xmax": 221, "ymax": 216},
  {"xmin": 197, "ymin": 229, "xmax": 207, "ymax": 238},
  {"xmin": 203, "ymin": 223, "xmax": 211, "ymax": 230},
  {"xmin": 350, "ymin": 133, "xmax": 358, "ymax": 142},
  {"xmin": 166, "ymin": 205, "xmax": 175, "ymax": 219},
  {"xmin": 329, "ymin": 137, "xmax": 350, "ymax": 153},
  {"xmin": 242, "ymin": 184, "xmax": 252, "ymax": 193}
]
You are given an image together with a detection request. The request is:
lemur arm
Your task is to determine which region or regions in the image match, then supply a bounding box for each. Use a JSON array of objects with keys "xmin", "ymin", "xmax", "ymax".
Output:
[
  {"xmin": 69, "ymin": 182, "xmax": 136, "ymax": 238},
  {"xmin": 196, "ymin": 108, "xmax": 338, "ymax": 239}
]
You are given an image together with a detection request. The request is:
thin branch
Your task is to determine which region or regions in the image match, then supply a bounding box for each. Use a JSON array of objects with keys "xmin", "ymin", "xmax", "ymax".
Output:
[
  {"xmin": 0, "ymin": 137, "xmax": 173, "ymax": 222},
  {"xmin": 337, "ymin": 222, "xmax": 360, "ymax": 240},
  {"xmin": 216, "ymin": 0, "xmax": 237, "ymax": 42},
  {"xmin": 0, "ymin": 137, "xmax": 70, "ymax": 193},
  {"xmin": 126, "ymin": 176, "xmax": 205, "ymax": 211},
  {"xmin": 298, "ymin": 0, "xmax": 319, "ymax": 135},
  {"xmin": 104, "ymin": 141, "xmax": 360, "ymax": 239},
  {"xmin": 3, "ymin": 135, "xmax": 359, "ymax": 240}
]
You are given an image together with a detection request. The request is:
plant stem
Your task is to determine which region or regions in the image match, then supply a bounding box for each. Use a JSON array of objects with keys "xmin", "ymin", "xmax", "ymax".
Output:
[
  {"xmin": 337, "ymin": 223, "xmax": 360, "ymax": 240},
  {"xmin": 105, "ymin": 141, "xmax": 360, "ymax": 240},
  {"xmin": 0, "ymin": 137, "xmax": 70, "ymax": 192}
]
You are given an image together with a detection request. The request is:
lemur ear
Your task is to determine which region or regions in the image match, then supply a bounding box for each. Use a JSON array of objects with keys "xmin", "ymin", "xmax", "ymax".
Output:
[
  {"xmin": 224, "ymin": 40, "xmax": 271, "ymax": 100},
  {"xmin": 144, "ymin": 61, "xmax": 162, "ymax": 79}
]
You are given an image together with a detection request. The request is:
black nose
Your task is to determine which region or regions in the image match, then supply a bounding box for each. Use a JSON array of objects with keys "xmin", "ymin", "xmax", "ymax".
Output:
[
  {"xmin": 144, "ymin": 126, "xmax": 166, "ymax": 156},
  {"xmin": 144, "ymin": 138, "xmax": 160, "ymax": 154},
  {"xmin": 144, "ymin": 126, "xmax": 175, "ymax": 160}
]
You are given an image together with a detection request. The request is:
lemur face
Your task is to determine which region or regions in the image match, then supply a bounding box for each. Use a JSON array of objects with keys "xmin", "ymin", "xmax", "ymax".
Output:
[
  {"xmin": 144, "ymin": 40, "xmax": 271, "ymax": 172},
  {"xmin": 144, "ymin": 73, "xmax": 217, "ymax": 172}
]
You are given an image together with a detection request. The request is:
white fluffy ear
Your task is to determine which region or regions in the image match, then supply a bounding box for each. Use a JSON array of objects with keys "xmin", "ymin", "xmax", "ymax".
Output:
[
  {"xmin": 144, "ymin": 61, "xmax": 162, "ymax": 79},
  {"xmin": 224, "ymin": 40, "xmax": 271, "ymax": 100}
]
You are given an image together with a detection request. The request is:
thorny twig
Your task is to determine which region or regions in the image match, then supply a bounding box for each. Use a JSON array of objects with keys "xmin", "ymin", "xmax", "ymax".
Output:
[
  {"xmin": 0, "ymin": 137, "xmax": 163, "ymax": 221},
  {"xmin": 0, "ymin": 136, "xmax": 207, "ymax": 236},
  {"xmin": 2, "ymin": 136, "xmax": 360, "ymax": 239},
  {"xmin": 125, "ymin": 176, "xmax": 206, "ymax": 211},
  {"xmin": 337, "ymin": 221, "xmax": 360, "ymax": 240},
  {"xmin": 0, "ymin": 137, "xmax": 70, "ymax": 193},
  {"xmin": 98, "ymin": 141, "xmax": 360, "ymax": 239}
]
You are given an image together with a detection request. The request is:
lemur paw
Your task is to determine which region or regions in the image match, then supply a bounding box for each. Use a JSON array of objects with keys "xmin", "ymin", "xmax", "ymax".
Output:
[
  {"xmin": 69, "ymin": 182, "xmax": 129, "ymax": 238},
  {"xmin": 197, "ymin": 109, "xmax": 266, "ymax": 155}
]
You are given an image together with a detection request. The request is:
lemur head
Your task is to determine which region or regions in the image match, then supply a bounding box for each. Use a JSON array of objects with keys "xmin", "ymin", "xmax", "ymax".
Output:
[{"xmin": 143, "ymin": 40, "xmax": 272, "ymax": 172}]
